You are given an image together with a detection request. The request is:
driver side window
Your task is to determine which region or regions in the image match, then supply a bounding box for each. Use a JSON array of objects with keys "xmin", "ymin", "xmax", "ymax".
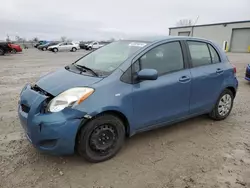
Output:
[{"xmin": 136, "ymin": 41, "xmax": 184, "ymax": 75}]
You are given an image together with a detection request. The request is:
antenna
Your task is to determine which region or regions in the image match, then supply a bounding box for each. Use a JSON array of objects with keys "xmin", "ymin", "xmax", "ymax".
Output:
[
  {"xmin": 194, "ymin": 16, "xmax": 200, "ymax": 26},
  {"xmin": 191, "ymin": 16, "xmax": 200, "ymax": 37}
]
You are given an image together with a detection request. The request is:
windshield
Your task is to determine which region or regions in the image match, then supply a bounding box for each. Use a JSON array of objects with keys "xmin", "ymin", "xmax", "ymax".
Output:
[{"xmin": 74, "ymin": 40, "xmax": 148, "ymax": 75}]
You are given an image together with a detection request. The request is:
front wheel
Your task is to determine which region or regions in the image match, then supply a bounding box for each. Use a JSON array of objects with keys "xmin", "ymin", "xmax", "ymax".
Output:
[
  {"xmin": 72, "ymin": 47, "xmax": 77, "ymax": 52},
  {"xmin": 53, "ymin": 48, "xmax": 58, "ymax": 52},
  {"xmin": 209, "ymin": 89, "xmax": 234, "ymax": 120},
  {"xmin": 77, "ymin": 114, "xmax": 125, "ymax": 163},
  {"xmin": 12, "ymin": 49, "xmax": 17, "ymax": 54}
]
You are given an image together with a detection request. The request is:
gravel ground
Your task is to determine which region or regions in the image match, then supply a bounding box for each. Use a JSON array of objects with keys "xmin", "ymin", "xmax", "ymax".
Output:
[{"xmin": 0, "ymin": 49, "xmax": 250, "ymax": 188}]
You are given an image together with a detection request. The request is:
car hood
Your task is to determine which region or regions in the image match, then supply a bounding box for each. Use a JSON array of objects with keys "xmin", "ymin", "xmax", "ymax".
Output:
[
  {"xmin": 38, "ymin": 44, "xmax": 48, "ymax": 48},
  {"xmin": 10, "ymin": 44, "xmax": 20, "ymax": 48},
  {"xmin": 36, "ymin": 68, "xmax": 103, "ymax": 96}
]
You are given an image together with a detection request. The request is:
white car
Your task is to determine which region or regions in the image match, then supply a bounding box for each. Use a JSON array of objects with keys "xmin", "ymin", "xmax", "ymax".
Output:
[
  {"xmin": 48, "ymin": 42, "xmax": 80, "ymax": 52},
  {"xmin": 86, "ymin": 42, "xmax": 105, "ymax": 50}
]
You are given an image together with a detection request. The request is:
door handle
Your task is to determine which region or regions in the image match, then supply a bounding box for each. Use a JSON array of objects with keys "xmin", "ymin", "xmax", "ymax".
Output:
[
  {"xmin": 216, "ymin": 68, "xmax": 224, "ymax": 74},
  {"xmin": 179, "ymin": 76, "xmax": 191, "ymax": 83}
]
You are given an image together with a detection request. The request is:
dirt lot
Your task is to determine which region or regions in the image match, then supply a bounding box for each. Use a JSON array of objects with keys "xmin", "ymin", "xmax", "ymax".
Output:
[{"xmin": 0, "ymin": 49, "xmax": 250, "ymax": 188}]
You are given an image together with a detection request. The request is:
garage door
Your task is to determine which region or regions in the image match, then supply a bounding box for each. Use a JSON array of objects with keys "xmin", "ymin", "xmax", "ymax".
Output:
[
  {"xmin": 231, "ymin": 28, "xmax": 250, "ymax": 52},
  {"xmin": 178, "ymin": 31, "xmax": 190, "ymax": 36}
]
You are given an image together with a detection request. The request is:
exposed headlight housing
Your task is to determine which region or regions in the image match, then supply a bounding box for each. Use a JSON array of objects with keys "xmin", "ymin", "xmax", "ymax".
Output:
[{"xmin": 47, "ymin": 87, "xmax": 94, "ymax": 112}]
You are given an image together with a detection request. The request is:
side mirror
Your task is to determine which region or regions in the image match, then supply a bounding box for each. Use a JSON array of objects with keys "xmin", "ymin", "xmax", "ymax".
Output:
[{"xmin": 137, "ymin": 69, "xmax": 158, "ymax": 81}]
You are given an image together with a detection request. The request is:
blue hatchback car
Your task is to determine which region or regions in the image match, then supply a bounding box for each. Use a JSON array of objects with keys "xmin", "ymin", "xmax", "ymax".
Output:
[{"xmin": 18, "ymin": 36, "xmax": 238, "ymax": 162}]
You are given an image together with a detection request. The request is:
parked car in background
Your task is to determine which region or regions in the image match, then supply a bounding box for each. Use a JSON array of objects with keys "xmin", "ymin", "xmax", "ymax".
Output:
[
  {"xmin": 18, "ymin": 36, "xmax": 238, "ymax": 163},
  {"xmin": 9, "ymin": 43, "xmax": 22, "ymax": 53},
  {"xmin": 34, "ymin": 40, "xmax": 47, "ymax": 48},
  {"xmin": 79, "ymin": 42, "xmax": 90, "ymax": 50},
  {"xmin": 0, "ymin": 42, "xmax": 12, "ymax": 55},
  {"xmin": 38, "ymin": 42, "xmax": 59, "ymax": 51},
  {"xmin": 85, "ymin": 41, "xmax": 110, "ymax": 50},
  {"xmin": 47, "ymin": 42, "xmax": 80, "ymax": 52},
  {"xmin": 245, "ymin": 64, "xmax": 250, "ymax": 81}
]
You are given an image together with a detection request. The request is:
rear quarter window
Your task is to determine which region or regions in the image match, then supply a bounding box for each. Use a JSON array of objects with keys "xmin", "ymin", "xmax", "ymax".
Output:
[{"xmin": 208, "ymin": 44, "xmax": 221, "ymax": 63}]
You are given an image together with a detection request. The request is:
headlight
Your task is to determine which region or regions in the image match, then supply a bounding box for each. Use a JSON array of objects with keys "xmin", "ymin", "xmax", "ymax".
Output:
[{"xmin": 47, "ymin": 87, "xmax": 94, "ymax": 112}]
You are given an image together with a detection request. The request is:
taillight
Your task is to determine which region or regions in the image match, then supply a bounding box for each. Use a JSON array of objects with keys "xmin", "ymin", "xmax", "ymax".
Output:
[{"xmin": 232, "ymin": 64, "xmax": 236, "ymax": 75}]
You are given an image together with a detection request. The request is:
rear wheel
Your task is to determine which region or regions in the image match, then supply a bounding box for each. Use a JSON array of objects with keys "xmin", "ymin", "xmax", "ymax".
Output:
[
  {"xmin": 209, "ymin": 89, "xmax": 234, "ymax": 120},
  {"xmin": 42, "ymin": 47, "xmax": 46, "ymax": 51},
  {"xmin": 77, "ymin": 114, "xmax": 125, "ymax": 163},
  {"xmin": 72, "ymin": 47, "xmax": 77, "ymax": 52}
]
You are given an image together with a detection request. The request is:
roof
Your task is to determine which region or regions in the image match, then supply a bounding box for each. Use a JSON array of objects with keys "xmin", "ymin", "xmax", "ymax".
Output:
[
  {"xmin": 124, "ymin": 35, "xmax": 209, "ymax": 42},
  {"xmin": 124, "ymin": 35, "xmax": 187, "ymax": 42},
  {"xmin": 169, "ymin": 20, "xmax": 250, "ymax": 30}
]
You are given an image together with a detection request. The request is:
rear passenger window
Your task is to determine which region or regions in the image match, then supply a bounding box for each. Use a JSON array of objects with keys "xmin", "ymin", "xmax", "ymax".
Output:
[
  {"xmin": 139, "ymin": 41, "xmax": 184, "ymax": 75},
  {"xmin": 208, "ymin": 44, "xmax": 221, "ymax": 63},
  {"xmin": 187, "ymin": 41, "xmax": 212, "ymax": 67}
]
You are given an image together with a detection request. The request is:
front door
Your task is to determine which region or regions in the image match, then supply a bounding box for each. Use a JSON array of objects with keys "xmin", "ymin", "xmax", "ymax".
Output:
[
  {"xmin": 92, "ymin": 42, "xmax": 99, "ymax": 49},
  {"xmin": 58, "ymin": 42, "xmax": 68, "ymax": 51},
  {"xmin": 186, "ymin": 41, "xmax": 225, "ymax": 114},
  {"xmin": 131, "ymin": 41, "xmax": 191, "ymax": 130}
]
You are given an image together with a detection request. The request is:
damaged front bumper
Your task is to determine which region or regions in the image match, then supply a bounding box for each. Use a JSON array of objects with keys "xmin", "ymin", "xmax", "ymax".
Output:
[{"xmin": 18, "ymin": 84, "xmax": 87, "ymax": 155}]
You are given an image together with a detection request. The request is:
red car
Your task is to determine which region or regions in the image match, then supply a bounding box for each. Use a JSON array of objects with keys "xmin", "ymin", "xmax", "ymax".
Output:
[{"xmin": 9, "ymin": 43, "xmax": 22, "ymax": 53}]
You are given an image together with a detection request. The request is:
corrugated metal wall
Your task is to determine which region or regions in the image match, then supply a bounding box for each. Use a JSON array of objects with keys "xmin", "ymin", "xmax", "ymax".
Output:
[{"xmin": 169, "ymin": 22, "xmax": 250, "ymax": 52}]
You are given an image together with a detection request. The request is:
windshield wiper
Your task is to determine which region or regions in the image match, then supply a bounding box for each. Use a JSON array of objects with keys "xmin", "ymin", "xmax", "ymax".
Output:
[{"xmin": 74, "ymin": 64, "xmax": 99, "ymax": 76}]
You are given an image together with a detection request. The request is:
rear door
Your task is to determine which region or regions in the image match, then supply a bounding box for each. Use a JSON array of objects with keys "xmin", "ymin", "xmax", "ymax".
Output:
[
  {"xmin": 66, "ymin": 43, "xmax": 74, "ymax": 51},
  {"xmin": 186, "ymin": 40, "xmax": 225, "ymax": 114}
]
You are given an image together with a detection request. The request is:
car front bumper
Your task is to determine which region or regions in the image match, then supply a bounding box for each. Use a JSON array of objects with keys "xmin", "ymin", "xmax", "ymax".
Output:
[{"xmin": 18, "ymin": 84, "xmax": 86, "ymax": 155}]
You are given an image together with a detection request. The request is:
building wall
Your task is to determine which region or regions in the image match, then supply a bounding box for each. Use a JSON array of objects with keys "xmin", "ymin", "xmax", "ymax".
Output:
[{"xmin": 169, "ymin": 22, "xmax": 250, "ymax": 51}]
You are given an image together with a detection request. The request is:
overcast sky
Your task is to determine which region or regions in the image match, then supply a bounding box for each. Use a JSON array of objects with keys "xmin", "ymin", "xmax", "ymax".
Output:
[{"xmin": 1, "ymin": 0, "xmax": 250, "ymax": 41}]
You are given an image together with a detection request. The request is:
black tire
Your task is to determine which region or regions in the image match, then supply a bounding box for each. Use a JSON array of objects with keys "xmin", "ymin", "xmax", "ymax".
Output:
[
  {"xmin": 12, "ymin": 49, "xmax": 17, "ymax": 54},
  {"xmin": 77, "ymin": 114, "xmax": 125, "ymax": 163},
  {"xmin": 53, "ymin": 48, "xmax": 58, "ymax": 52},
  {"xmin": 72, "ymin": 47, "xmax": 77, "ymax": 52},
  {"xmin": 209, "ymin": 89, "xmax": 234, "ymax": 120},
  {"xmin": 42, "ymin": 47, "xmax": 46, "ymax": 51},
  {"xmin": 0, "ymin": 48, "xmax": 5, "ymax": 55}
]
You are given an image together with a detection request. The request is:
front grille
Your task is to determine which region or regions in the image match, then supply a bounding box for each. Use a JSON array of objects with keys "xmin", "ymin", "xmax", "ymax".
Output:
[
  {"xmin": 39, "ymin": 139, "xmax": 57, "ymax": 148},
  {"xmin": 21, "ymin": 104, "xmax": 30, "ymax": 113}
]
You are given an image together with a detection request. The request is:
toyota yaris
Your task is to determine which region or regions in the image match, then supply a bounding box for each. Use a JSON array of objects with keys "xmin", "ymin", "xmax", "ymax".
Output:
[{"xmin": 18, "ymin": 36, "xmax": 238, "ymax": 162}]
